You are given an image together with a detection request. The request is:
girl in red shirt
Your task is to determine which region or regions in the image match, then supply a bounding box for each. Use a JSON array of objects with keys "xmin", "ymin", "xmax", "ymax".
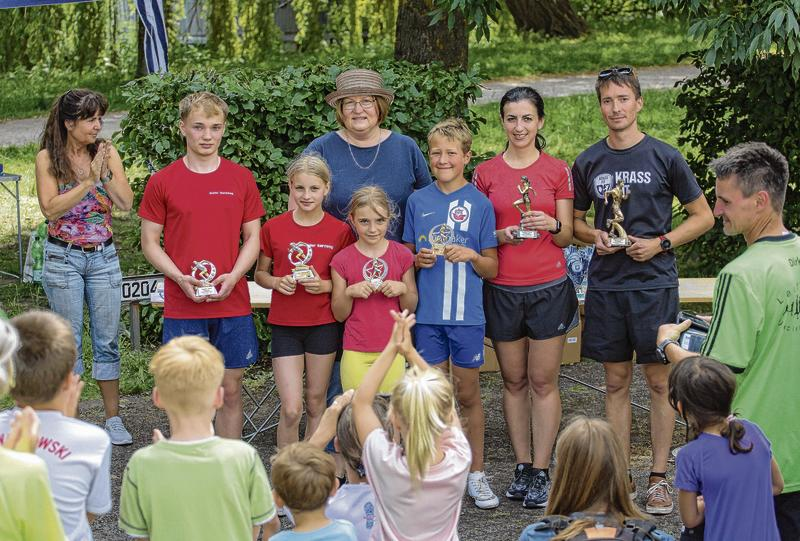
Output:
[{"xmin": 255, "ymin": 154, "xmax": 353, "ymax": 449}]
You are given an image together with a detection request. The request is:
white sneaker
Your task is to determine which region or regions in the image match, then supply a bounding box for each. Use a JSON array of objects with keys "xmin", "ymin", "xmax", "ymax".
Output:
[
  {"xmin": 467, "ymin": 471, "xmax": 500, "ymax": 509},
  {"xmin": 104, "ymin": 416, "xmax": 132, "ymax": 446}
]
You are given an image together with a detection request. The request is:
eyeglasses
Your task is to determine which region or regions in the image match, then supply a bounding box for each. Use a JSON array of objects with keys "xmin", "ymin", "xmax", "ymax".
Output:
[
  {"xmin": 598, "ymin": 66, "xmax": 633, "ymax": 79},
  {"xmin": 342, "ymin": 98, "xmax": 377, "ymax": 112}
]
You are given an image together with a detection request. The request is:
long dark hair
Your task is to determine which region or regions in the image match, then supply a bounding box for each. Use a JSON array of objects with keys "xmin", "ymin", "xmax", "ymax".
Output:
[
  {"xmin": 40, "ymin": 89, "xmax": 108, "ymax": 182},
  {"xmin": 499, "ymin": 86, "xmax": 546, "ymax": 151},
  {"xmin": 668, "ymin": 356, "xmax": 752, "ymax": 454}
]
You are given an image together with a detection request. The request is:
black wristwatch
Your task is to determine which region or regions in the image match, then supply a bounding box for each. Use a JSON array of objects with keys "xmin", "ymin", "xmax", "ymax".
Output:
[
  {"xmin": 550, "ymin": 219, "xmax": 562, "ymax": 234},
  {"xmin": 655, "ymin": 338, "xmax": 678, "ymax": 364},
  {"xmin": 659, "ymin": 235, "xmax": 672, "ymax": 252}
]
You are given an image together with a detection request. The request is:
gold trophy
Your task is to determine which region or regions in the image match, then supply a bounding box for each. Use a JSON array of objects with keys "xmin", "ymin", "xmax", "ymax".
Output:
[
  {"xmin": 288, "ymin": 242, "xmax": 316, "ymax": 280},
  {"xmin": 191, "ymin": 260, "xmax": 217, "ymax": 297},
  {"xmin": 512, "ymin": 176, "xmax": 539, "ymax": 239},
  {"xmin": 362, "ymin": 257, "xmax": 389, "ymax": 289},
  {"xmin": 604, "ymin": 179, "xmax": 631, "ymax": 247},
  {"xmin": 428, "ymin": 224, "xmax": 455, "ymax": 256}
]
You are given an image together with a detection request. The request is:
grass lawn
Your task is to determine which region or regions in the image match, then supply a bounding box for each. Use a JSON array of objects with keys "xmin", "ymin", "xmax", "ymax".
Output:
[
  {"xmin": 0, "ymin": 16, "xmax": 696, "ymax": 121},
  {"xmin": 0, "ymin": 87, "xmax": 686, "ymax": 400}
]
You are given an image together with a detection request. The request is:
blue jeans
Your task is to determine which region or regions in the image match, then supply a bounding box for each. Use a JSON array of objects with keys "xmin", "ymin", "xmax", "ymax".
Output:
[{"xmin": 42, "ymin": 240, "xmax": 122, "ymax": 380}]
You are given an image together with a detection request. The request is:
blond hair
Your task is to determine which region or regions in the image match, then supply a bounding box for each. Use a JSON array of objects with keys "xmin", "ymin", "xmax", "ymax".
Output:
[
  {"xmin": 547, "ymin": 417, "xmax": 646, "ymax": 540},
  {"xmin": 346, "ymin": 185, "xmax": 398, "ymax": 232},
  {"xmin": 149, "ymin": 336, "xmax": 224, "ymax": 415},
  {"xmin": 427, "ymin": 117, "xmax": 473, "ymax": 154},
  {"xmin": 179, "ymin": 91, "xmax": 229, "ymax": 121},
  {"xmin": 390, "ymin": 365, "xmax": 456, "ymax": 487},
  {"xmin": 334, "ymin": 95, "xmax": 391, "ymax": 127},
  {"xmin": 287, "ymin": 153, "xmax": 331, "ymax": 188},
  {"xmin": 0, "ymin": 318, "xmax": 19, "ymax": 396},
  {"xmin": 9, "ymin": 311, "xmax": 76, "ymax": 405},
  {"xmin": 271, "ymin": 442, "xmax": 336, "ymax": 512}
]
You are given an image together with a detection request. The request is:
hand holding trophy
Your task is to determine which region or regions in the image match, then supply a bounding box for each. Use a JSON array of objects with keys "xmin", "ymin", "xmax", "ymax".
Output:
[
  {"xmin": 512, "ymin": 176, "xmax": 539, "ymax": 239},
  {"xmin": 603, "ymin": 178, "xmax": 631, "ymax": 247},
  {"xmin": 191, "ymin": 260, "xmax": 218, "ymax": 297}
]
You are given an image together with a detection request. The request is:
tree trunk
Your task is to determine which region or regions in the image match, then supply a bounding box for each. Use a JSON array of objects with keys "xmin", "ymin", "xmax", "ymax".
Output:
[
  {"xmin": 136, "ymin": 16, "xmax": 147, "ymax": 78},
  {"xmin": 394, "ymin": 0, "xmax": 468, "ymax": 71},
  {"xmin": 505, "ymin": 0, "xmax": 587, "ymax": 38}
]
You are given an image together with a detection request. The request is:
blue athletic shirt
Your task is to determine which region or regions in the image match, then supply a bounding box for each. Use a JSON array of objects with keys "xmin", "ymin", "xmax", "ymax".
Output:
[{"xmin": 403, "ymin": 182, "xmax": 497, "ymax": 325}]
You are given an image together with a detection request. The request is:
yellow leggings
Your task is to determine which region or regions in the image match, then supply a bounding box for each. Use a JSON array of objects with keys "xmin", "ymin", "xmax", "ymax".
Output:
[{"xmin": 341, "ymin": 350, "xmax": 406, "ymax": 393}]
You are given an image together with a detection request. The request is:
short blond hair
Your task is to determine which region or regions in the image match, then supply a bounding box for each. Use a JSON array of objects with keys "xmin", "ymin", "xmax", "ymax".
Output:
[
  {"xmin": 427, "ymin": 117, "xmax": 472, "ymax": 154},
  {"xmin": 150, "ymin": 336, "xmax": 224, "ymax": 415},
  {"xmin": 271, "ymin": 442, "xmax": 336, "ymax": 512},
  {"xmin": 179, "ymin": 91, "xmax": 229, "ymax": 121},
  {"xmin": 287, "ymin": 153, "xmax": 331, "ymax": 188},
  {"xmin": 334, "ymin": 95, "xmax": 391, "ymax": 127}
]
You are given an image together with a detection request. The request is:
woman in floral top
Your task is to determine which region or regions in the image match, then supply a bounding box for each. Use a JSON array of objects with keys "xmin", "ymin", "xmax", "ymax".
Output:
[{"xmin": 35, "ymin": 89, "xmax": 134, "ymax": 445}]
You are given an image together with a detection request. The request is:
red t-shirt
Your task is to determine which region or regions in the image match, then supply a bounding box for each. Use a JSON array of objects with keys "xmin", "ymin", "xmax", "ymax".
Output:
[
  {"xmin": 330, "ymin": 241, "xmax": 414, "ymax": 352},
  {"xmin": 260, "ymin": 211, "xmax": 354, "ymax": 326},
  {"xmin": 473, "ymin": 152, "xmax": 574, "ymax": 286},
  {"xmin": 138, "ymin": 157, "xmax": 266, "ymax": 318}
]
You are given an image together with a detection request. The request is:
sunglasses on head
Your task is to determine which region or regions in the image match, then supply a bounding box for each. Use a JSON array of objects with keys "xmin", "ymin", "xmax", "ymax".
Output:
[{"xmin": 598, "ymin": 66, "xmax": 633, "ymax": 79}]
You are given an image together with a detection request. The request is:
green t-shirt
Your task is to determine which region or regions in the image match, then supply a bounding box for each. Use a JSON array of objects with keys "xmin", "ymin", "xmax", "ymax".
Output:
[
  {"xmin": 119, "ymin": 436, "xmax": 276, "ymax": 540},
  {"xmin": 0, "ymin": 447, "xmax": 66, "ymax": 541},
  {"xmin": 701, "ymin": 233, "xmax": 800, "ymax": 493}
]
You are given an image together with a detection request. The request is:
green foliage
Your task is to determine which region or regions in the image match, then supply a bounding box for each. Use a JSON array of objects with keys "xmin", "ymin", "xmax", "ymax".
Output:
[
  {"xmin": 572, "ymin": 0, "xmax": 659, "ymax": 20},
  {"xmin": 672, "ymin": 53, "xmax": 800, "ymax": 275},
  {"xmin": 429, "ymin": 0, "xmax": 502, "ymax": 41},
  {"xmin": 653, "ymin": 0, "xmax": 800, "ymax": 78},
  {"xmin": 117, "ymin": 60, "xmax": 484, "ymax": 218},
  {"xmin": 471, "ymin": 16, "xmax": 696, "ymax": 78}
]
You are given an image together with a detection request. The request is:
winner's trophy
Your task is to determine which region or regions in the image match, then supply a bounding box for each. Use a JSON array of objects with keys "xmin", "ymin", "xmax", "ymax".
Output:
[
  {"xmin": 429, "ymin": 224, "xmax": 455, "ymax": 256},
  {"xmin": 603, "ymin": 179, "xmax": 631, "ymax": 247},
  {"xmin": 512, "ymin": 176, "xmax": 539, "ymax": 239},
  {"xmin": 362, "ymin": 257, "xmax": 388, "ymax": 289},
  {"xmin": 191, "ymin": 259, "xmax": 217, "ymax": 297},
  {"xmin": 288, "ymin": 242, "xmax": 315, "ymax": 281}
]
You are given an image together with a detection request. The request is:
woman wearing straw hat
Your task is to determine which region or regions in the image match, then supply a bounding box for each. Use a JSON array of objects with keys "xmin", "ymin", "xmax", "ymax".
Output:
[{"xmin": 305, "ymin": 68, "xmax": 433, "ymax": 240}]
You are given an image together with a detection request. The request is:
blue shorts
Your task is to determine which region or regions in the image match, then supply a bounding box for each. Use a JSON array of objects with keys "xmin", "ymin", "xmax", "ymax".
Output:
[
  {"xmin": 162, "ymin": 315, "xmax": 259, "ymax": 369},
  {"xmin": 414, "ymin": 323, "xmax": 485, "ymax": 369}
]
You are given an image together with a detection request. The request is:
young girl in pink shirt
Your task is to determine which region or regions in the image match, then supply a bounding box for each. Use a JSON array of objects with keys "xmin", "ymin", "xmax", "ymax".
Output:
[{"xmin": 352, "ymin": 310, "xmax": 471, "ymax": 541}]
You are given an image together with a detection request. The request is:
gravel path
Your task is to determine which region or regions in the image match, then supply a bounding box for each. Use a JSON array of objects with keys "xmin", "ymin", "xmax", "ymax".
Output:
[{"xmin": 0, "ymin": 65, "xmax": 698, "ymax": 148}]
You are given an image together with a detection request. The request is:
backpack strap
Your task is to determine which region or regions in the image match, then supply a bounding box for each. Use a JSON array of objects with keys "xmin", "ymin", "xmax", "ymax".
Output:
[
  {"xmin": 533, "ymin": 515, "xmax": 573, "ymax": 533},
  {"xmin": 623, "ymin": 519, "xmax": 660, "ymax": 541}
]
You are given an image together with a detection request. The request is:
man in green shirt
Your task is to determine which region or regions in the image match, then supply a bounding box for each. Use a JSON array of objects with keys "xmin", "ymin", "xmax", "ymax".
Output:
[{"xmin": 658, "ymin": 142, "xmax": 799, "ymax": 540}]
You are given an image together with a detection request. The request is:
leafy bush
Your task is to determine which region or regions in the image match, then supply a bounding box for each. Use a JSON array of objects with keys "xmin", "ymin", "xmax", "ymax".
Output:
[
  {"xmin": 117, "ymin": 60, "xmax": 484, "ymax": 216},
  {"xmin": 571, "ymin": 0, "xmax": 659, "ymax": 21},
  {"xmin": 674, "ymin": 53, "xmax": 800, "ymax": 276}
]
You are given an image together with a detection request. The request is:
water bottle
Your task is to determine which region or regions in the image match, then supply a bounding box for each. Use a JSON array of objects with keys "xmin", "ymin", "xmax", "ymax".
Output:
[{"xmin": 31, "ymin": 222, "xmax": 46, "ymax": 282}]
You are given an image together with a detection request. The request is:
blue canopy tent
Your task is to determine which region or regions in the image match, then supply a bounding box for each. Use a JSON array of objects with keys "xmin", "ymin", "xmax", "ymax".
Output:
[{"xmin": 0, "ymin": 0, "xmax": 168, "ymax": 73}]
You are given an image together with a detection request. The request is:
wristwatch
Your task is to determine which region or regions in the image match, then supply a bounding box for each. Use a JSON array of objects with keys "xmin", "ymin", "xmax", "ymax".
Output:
[
  {"xmin": 659, "ymin": 235, "xmax": 672, "ymax": 252},
  {"xmin": 655, "ymin": 338, "xmax": 678, "ymax": 364},
  {"xmin": 550, "ymin": 219, "xmax": 562, "ymax": 234}
]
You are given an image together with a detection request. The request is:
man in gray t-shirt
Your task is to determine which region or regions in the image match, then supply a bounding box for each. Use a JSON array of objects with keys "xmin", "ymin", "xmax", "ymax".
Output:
[{"xmin": 571, "ymin": 66, "xmax": 714, "ymax": 516}]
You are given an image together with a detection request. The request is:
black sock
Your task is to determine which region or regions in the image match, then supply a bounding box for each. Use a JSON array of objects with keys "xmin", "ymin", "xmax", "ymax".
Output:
[
  {"xmin": 337, "ymin": 475, "xmax": 347, "ymax": 487},
  {"xmin": 649, "ymin": 471, "xmax": 667, "ymax": 480}
]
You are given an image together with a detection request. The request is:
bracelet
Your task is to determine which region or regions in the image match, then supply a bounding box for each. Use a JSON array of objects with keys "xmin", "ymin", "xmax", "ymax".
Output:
[{"xmin": 100, "ymin": 173, "xmax": 112, "ymax": 184}]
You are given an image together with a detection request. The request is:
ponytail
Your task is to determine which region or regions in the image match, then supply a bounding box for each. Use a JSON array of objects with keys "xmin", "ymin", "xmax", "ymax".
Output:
[
  {"xmin": 390, "ymin": 366, "xmax": 455, "ymax": 488},
  {"xmin": 721, "ymin": 414, "xmax": 753, "ymax": 454}
]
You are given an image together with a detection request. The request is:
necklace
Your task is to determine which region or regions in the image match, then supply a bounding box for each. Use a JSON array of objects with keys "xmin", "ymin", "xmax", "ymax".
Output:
[{"xmin": 344, "ymin": 130, "xmax": 382, "ymax": 170}]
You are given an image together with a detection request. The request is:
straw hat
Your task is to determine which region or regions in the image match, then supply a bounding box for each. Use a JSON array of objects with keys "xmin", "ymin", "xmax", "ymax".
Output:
[{"xmin": 324, "ymin": 69, "xmax": 395, "ymax": 107}]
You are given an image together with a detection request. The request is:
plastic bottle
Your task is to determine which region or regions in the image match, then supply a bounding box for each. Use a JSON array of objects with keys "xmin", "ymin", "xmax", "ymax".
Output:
[{"xmin": 31, "ymin": 222, "xmax": 46, "ymax": 282}]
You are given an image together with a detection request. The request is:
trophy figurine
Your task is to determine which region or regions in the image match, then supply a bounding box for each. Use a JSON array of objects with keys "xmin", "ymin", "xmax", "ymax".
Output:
[
  {"xmin": 428, "ymin": 224, "xmax": 455, "ymax": 256},
  {"xmin": 603, "ymin": 179, "xmax": 631, "ymax": 247},
  {"xmin": 512, "ymin": 176, "xmax": 539, "ymax": 239},
  {"xmin": 362, "ymin": 257, "xmax": 388, "ymax": 289},
  {"xmin": 288, "ymin": 242, "xmax": 316, "ymax": 281},
  {"xmin": 191, "ymin": 259, "xmax": 217, "ymax": 297}
]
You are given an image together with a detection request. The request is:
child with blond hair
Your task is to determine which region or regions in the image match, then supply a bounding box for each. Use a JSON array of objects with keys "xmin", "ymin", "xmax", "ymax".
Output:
[
  {"xmin": 119, "ymin": 336, "xmax": 278, "ymax": 540},
  {"xmin": 352, "ymin": 310, "xmax": 471, "ymax": 540},
  {"xmin": 270, "ymin": 442, "xmax": 357, "ymax": 540}
]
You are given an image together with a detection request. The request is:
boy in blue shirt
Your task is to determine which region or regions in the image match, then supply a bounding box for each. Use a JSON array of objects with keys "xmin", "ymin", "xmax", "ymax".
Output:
[{"xmin": 403, "ymin": 118, "xmax": 499, "ymax": 509}]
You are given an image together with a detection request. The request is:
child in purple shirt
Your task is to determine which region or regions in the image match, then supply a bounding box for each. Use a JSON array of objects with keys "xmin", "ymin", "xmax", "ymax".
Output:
[{"xmin": 669, "ymin": 356, "xmax": 783, "ymax": 541}]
